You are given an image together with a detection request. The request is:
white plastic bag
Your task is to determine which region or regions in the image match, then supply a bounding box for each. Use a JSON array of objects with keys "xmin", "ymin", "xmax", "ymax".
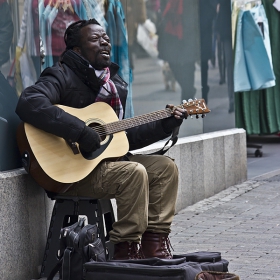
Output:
[{"xmin": 137, "ymin": 19, "xmax": 158, "ymax": 58}]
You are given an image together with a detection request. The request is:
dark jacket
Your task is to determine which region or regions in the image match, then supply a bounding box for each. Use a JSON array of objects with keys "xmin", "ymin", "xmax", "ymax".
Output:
[{"xmin": 16, "ymin": 50, "xmax": 178, "ymax": 151}]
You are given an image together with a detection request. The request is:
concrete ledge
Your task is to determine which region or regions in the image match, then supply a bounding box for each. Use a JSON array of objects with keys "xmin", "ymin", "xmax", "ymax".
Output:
[
  {"xmin": 0, "ymin": 128, "xmax": 247, "ymax": 279},
  {"xmin": 131, "ymin": 128, "xmax": 247, "ymax": 212},
  {"xmin": 0, "ymin": 169, "xmax": 54, "ymax": 279}
]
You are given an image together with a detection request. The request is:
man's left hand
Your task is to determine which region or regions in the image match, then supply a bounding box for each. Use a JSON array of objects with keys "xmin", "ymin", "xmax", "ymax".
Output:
[
  {"xmin": 173, "ymin": 106, "xmax": 187, "ymax": 119},
  {"xmin": 166, "ymin": 104, "xmax": 188, "ymax": 119}
]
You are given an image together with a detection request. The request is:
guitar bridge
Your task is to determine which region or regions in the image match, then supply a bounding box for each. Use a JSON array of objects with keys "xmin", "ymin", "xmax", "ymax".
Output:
[{"xmin": 68, "ymin": 142, "xmax": 80, "ymax": 155}]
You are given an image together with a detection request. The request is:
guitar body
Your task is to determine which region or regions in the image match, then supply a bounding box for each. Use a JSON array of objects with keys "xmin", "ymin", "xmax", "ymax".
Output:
[{"xmin": 17, "ymin": 102, "xmax": 129, "ymax": 192}]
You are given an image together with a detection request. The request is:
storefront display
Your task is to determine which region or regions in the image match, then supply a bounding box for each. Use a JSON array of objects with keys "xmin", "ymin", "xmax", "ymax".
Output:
[{"xmin": 0, "ymin": 0, "xmax": 237, "ymax": 171}]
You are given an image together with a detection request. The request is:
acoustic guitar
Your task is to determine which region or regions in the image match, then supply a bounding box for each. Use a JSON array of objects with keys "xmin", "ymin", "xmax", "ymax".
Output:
[{"xmin": 17, "ymin": 99, "xmax": 210, "ymax": 193}]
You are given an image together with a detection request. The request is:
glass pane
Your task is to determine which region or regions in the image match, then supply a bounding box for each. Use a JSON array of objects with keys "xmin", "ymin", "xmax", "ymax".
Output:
[
  {"xmin": 0, "ymin": 0, "xmax": 237, "ymax": 171},
  {"xmin": 123, "ymin": 0, "xmax": 235, "ymax": 137},
  {"xmin": 0, "ymin": 0, "xmax": 23, "ymax": 170}
]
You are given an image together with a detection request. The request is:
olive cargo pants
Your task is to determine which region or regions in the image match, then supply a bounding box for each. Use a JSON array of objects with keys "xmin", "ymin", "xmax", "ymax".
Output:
[{"xmin": 63, "ymin": 154, "xmax": 179, "ymax": 243}]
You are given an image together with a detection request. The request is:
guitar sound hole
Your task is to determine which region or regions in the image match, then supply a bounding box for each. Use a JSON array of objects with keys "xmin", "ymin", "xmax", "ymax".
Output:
[{"xmin": 88, "ymin": 123, "xmax": 106, "ymax": 142}]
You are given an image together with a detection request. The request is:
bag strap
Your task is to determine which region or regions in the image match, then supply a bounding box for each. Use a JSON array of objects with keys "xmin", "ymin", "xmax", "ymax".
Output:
[
  {"xmin": 62, "ymin": 247, "xmax": 73, "ymax": 280},
  {"xmin": 47, "ymin": 258, "xmax": 63, "ymax": 280},
  {"xmin": 47, "ymin": 247, "xmax": 73, "ymax": 280},
  {"xmin": 148, "ymin": 126, "xmax": 180, "ymax": 155}
]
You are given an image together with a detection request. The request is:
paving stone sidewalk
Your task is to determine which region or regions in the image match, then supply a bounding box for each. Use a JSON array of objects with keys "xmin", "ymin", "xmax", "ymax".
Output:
[{"xmin": 170, "ymin": 177, "xmax": 280, "ymax": 279}]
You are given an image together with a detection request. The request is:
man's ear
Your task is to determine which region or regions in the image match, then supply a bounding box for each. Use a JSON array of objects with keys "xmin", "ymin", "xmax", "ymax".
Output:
[{"xmin": 73, "ymin": 47, "xmax": 81, "ymax": 54}]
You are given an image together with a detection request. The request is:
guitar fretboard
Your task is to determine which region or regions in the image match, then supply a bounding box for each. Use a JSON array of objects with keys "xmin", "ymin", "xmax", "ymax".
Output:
[{"xmin": 100, "ymin": 108, "xmax": 172, "ymax": 136}]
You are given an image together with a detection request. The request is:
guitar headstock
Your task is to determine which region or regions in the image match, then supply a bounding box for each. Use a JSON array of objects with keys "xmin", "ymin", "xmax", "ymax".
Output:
[{"xmin": 178, "ymin": 99, "xmax": 211, "ymax": 119}]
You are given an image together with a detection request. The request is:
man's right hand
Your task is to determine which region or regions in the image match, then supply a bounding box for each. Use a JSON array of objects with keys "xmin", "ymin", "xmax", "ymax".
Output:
[{"xmin": 78, "ymin": 125, "xmax": 101, "ymax": 153}]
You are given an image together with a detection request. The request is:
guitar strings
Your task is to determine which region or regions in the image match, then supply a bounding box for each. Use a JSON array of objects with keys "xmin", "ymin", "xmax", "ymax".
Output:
[
  {"xmin": 90, "ymin": 108, "xmax": 172, "ymax": 137},
  {"xmin": 85, "ymin": 101, "xmax": 206, "ymax": 137}
]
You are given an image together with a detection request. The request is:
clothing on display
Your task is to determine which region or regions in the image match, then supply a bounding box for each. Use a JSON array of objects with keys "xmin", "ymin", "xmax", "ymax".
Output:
[
  {"xmin": 234, "ymin": 0, "xmax": 280, "ymax": 135},
  {"xmin": 233, "ymin": 2, "xmax": 275, "ymax": 92},
  {"xmin": 15, "ymin": 0, "xmax": 133, "ymax": 118},
  {"xmin": 105, "ymin": 0, "xmax": 133, "ymax": 118}
]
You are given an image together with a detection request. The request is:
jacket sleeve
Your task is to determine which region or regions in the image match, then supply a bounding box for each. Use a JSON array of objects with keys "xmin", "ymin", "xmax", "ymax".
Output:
[
  {"xmin": 15, "ymin": 67, "xmax": 85, "ymax": 143},
  {"xmin": 126, "ymin": 115, "xmax": 182, "ymax": 151}
]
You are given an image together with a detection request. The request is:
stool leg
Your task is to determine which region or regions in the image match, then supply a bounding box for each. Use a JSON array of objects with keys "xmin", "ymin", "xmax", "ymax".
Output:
[
  {"xmin": 40, "ymin": 198, "xmax": 116, "ymax": 277},
  {"xmin": 40, "ymin": 199, "xmax": 78, "ymax": 278},
  {"xmin": 98, "ymin": 199, "xmax": 116, "ymax": 260}
]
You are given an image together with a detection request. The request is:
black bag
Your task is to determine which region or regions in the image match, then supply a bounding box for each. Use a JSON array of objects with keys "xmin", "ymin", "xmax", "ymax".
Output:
[
  {"xmin": 174, "ymin": 251, "xmax": 229, "ymax": 273},
  {"xmin": 84, "ymin": 258, "xmax": 202, "ymax": 280},
  {"xmin": 47, "ymin": 217, "xmax": 106, "ymax": 280},
  {"xmin": 83, "ymin": 251, "xmax": 229, "ymax": 280},
  {"xmin": 174, "ymin": 251, "xmax": 222, "ymax": 263}
]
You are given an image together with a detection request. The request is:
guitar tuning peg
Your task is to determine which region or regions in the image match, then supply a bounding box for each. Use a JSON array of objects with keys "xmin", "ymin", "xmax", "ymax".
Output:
[
  {"xmin": 188, "ymin": 99, "xmax": 193, "ymax": 102},
  {"xmin": 182, "ymin": 100, "xmax": 187, "ymax": 104},
  {"xmin": 196, "ymin": 115, "xmax": 199, "ymax": 119},
  {"xmin": 201, "ymin": 114, "xmax": 206, "ymax": 118},
  {"xmin": 191, "ymin": 115, "xmax": 193, "ymax": 119}
]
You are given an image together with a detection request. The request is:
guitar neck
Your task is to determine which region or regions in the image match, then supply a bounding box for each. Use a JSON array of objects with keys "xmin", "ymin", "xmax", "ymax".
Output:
[{"xmin": 102, "ymin": 108, "xmax": 172, "ymax": 136}]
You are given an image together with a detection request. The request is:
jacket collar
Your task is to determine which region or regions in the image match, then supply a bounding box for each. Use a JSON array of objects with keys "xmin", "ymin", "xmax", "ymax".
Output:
[{"xmin": 61, "ymin": 50, "xmax": 120, "ymax": 89}]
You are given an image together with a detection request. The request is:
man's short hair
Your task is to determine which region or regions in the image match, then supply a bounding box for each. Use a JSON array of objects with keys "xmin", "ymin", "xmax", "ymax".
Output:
[{"xmin": 64, "ymin": 19, "xmax": 101, "ymax": 50}]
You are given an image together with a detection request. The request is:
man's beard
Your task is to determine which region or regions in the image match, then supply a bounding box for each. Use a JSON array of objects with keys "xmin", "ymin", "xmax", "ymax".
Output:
[{"xmin": 92, "ymin": 54, "xmax": 111, "ymax": 70}]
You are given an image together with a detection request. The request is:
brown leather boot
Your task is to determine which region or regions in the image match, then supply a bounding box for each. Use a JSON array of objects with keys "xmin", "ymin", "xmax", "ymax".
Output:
[
  {"xmin": 113, "ymin": 241, "xmax": 144, "ymax": 260},
  {"xmin": 141, "ymin": 231, "xmax": 173, "ymax": 259},
  {"xmin": 195, "ymin": 271, "xmax": 240, "ymax": 280}
]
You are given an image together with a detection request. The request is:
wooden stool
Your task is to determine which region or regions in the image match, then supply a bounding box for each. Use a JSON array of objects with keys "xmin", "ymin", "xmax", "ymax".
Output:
[{"xmin": 40, "ymin": 195, "xmax": 115, "ymax": 278}]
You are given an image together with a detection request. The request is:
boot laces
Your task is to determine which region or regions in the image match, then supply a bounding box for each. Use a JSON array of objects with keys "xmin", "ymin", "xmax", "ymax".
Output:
[
  {"xmin": 129, "ymin": 242, "xmax": 145, "ymax": 259},
  {"xmin": 137, "ymin": 244, "xmax": 145, "ymax": 259},
  {"xmin": 161, "ymin": 236, "xmax": 174, "ymax": 257}
]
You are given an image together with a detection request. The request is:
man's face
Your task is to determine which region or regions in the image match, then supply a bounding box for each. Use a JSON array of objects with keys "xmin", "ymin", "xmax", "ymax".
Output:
[{"xmin": 75, "ymin": 24, "xmax": 111, "ymax": 70}]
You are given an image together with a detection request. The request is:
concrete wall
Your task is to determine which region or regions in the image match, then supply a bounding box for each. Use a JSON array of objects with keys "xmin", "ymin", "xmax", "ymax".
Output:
[
  {"xmin": 132, "ymin": 128, "xmax": 247, "ymax": 213},
  {"xmin": 0, "ymin": 128, "xmax": 247, "ymax": 279}
]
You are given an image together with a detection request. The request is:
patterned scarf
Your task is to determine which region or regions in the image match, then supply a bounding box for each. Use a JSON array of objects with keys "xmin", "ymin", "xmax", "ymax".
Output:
[{"xmin": 95, "ymin": 67, "xmax": 124, "ymax": 120}]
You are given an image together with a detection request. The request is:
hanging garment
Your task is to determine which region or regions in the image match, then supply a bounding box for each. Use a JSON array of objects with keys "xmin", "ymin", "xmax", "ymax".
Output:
[
  {"xmin": 19, "ymin": 52, "xmax": 37, "ymax": 88},
  {"xmin": 40, "ymin": 3, "xmax": 52, "ymax": 58},
  {"xmin": 105, "ymin": 0, "xmax": 133, "ymax": 118},
  {"xmin": 49, "ymin": 8, "xmax": 80, "ymax": 57},
  {"xmin": 84, "ymin": 0, "xmax": 107, "ymax": 29},
  {"xmin": 40, "ymin": 2, "xmax": 80, "ymax": 68},
  {"xmin": 16, "ymin": 0, "xmax": 41, "ymax": 91},
  {"xmin": 273, "ymin": 0, "xmax": 280, "ymax": 11},
  {"xmin": 250, "ymin": 4, "xmax": 275, "ymax": 89},
  {"xmin": 17, "ymin": 0, "xmax": 40, "ymax": 57},
  {"xmin": 235, "ymin": 0, "xmax": 280, "ymax": 135},
  {"xmin": 114, "ymin": 0, "xmax": 129, "ymax": 81},
  {"xmin": 231, "ymin": 1, "xmax": 240, "ymax": 48},
  {"xmin": 234, "ymin": 5, "xmax": 275, "ymax": 92},
  {"xmin": 114, "ymin": 0, "xmax": 133, "ymax": 118},
  {"xmin": 105, "ymin": 0, "xmax": 117, "ymax": 63},
  {"xmin": 72, "ymin": 0, "xmax": 88, "ymax": 20},
  {"xmin": 44, "ymin": 5, "xmax": 59, "ymax": 69}
]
